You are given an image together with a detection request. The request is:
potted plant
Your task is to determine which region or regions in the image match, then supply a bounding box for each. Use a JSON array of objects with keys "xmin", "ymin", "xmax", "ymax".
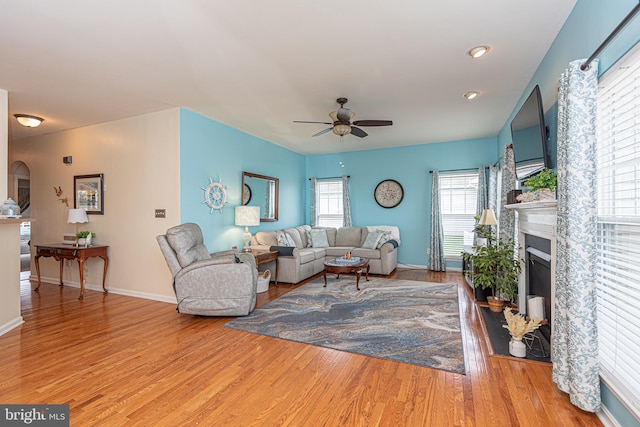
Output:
[
  {"xmin": 502, "ymin": 307, "xmax": 542, "ymax": 357},
  {"xmin": 76, "ymin": 230, "xmax": 96, "ymax": 247},
  {"xmin": 462, "ymin": 231, "xmax": 522, "ymax": 312},
  {"xmin": 523, "ymin": 168, "xmax": 557, "ymax": 200}
]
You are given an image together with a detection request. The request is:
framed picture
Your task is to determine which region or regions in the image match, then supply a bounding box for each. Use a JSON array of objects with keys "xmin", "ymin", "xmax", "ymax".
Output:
[{"xmin": 74, "ymin": 174, "xmax": 104, "ymax": 214}]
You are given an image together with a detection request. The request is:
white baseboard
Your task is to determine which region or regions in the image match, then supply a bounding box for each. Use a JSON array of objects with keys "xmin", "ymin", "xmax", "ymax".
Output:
[
  {"xmin": 397, "ymin": 263, "xmax": 463, "ymax": 272},
  {"xmin": 32, "ymin": 275, "xmax": 176, "ymax": 305},
  {"xmin": 0, "ymin": 316, "xmax": 24, "ymax": 337},
  {"xmin": 597, "ymin": 405, "xmax": 622, "ymax": 427}
]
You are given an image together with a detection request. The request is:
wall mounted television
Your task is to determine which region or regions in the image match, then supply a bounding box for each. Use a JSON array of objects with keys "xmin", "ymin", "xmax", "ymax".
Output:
[{"xmin": 510, "ymin": 84, "xmax": 549, "ymax": 181}]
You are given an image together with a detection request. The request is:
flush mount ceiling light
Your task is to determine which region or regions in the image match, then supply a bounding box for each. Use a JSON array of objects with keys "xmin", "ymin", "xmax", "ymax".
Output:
[
  {"xmin": 467, "ymin": 46, "xmax": 490, "ymax": 59},
  {"xmin": 14, "ymin": 114, "xmax": 44, "ymax": 128},
  {"xmin": 464, "ymin": 91, "xmax": 479, "ymax": 100}
]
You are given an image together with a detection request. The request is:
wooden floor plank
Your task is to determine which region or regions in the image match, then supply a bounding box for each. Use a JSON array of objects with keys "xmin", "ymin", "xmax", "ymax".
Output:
[{"xmin": 0, "ymin": 269, "xmax": 602, "ymax": 426}]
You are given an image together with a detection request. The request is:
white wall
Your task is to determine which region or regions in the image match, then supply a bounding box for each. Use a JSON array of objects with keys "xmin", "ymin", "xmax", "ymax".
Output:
[
  {"xmin": 1, "ymin": 89, "xmax": 7, "ymax": 202},
  {"xmin": 10, "ymin": 109, "xmax": 181, "ymax": 302}
]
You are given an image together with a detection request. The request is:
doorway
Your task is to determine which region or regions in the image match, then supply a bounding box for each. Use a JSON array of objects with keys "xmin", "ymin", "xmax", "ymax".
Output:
[{"xmin": 10, "ymin": 161, "xmax": 30, "ymax": 273}]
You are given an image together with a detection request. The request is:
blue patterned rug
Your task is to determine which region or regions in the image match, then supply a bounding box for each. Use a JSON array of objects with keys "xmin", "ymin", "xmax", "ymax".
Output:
[{"xmin": 224, "ymin": 277, "xmax": 465, "ymax": 374}]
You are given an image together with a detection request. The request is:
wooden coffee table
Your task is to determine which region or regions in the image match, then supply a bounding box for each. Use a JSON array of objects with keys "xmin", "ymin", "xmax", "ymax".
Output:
[{"xmin": 323, "ymin": 257, "xmax": 370, "ymax": 290}]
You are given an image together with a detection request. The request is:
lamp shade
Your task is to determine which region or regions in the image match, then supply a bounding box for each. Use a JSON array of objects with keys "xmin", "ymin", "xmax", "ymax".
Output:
[
  {"xmin": 67, "ymin": 208, "xmax": 89, "ymax": 224},
  {"xmin": 235, "ymin": 206, "xmax": 260, "ymax": 227},
  {"xmin": 478, "ymin": 208, "xmax": 498, "ymax": 226}
]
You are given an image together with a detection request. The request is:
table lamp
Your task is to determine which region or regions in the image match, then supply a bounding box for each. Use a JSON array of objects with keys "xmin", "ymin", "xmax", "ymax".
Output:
[
  {"xmin": 67, "ymin": 208, "xmax": 88, "ymax": 247},
  {"xmin": 235, "ymin": 206, "xmax": 260, "ymax": 252},
  {"xmin": 479, "ymin": 208, "xmax": 498, "ymax": 244}
]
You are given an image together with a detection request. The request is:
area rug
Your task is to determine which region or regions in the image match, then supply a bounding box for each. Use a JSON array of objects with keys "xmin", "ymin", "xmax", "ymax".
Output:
[{"xmin": 224, "ymin": 277, "xmax": 465, "ymax": 374}]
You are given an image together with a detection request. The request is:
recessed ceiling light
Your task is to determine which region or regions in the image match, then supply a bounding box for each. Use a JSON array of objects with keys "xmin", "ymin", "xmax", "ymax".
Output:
[
  {"xmin": 464, "ymin": 91, "xmax": 479, "ymax": 100},
  {"xmin": 14, "ymin": 114, "xmax": 44, "ymax": 128},
  {"xmin": 467, "ymin": 46, "xmax": 490, "ymax": 59}
]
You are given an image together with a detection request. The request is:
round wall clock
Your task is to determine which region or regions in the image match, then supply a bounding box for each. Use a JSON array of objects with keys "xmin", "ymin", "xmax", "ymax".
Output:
[
  {"xmin": 374, "ymin": 179, "xmax": 404, "ymax": 208},
  {"xmin": 202, "ymin": 178, "xmax": 227, "ymax": 214},
  {"xmin": 243, "ymin": 183, "xmax": 252, "ymax": 205}
]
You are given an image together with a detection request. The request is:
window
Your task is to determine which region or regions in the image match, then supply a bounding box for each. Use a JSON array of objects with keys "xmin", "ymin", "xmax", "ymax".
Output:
[
  {"xmin": 439, "ymin": 172, "xmax": 478, "ymax": 257},
  {"xmin": 596, "ymin": 41, "xmax": 640, "ymax": 417},
  {"xmin": 315, "ymin": 179, "xmax": 344, "ymax": 227}
]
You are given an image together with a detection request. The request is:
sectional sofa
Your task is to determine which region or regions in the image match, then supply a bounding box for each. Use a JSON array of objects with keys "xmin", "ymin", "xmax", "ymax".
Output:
[{"xmin": 250, "ymin": 225, "xmax": 400, "ymax": 284}]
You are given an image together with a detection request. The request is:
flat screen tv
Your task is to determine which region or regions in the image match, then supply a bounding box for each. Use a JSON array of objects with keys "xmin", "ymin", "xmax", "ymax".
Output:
[{"xmin": 510, "ymin": 85, "xmax": 548, "ymax": 180}]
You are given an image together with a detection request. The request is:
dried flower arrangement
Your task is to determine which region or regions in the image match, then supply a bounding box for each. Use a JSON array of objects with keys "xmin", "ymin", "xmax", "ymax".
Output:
[{"xmin": 502, "ymin": 307, "xmax": 542, "ymax": 339}]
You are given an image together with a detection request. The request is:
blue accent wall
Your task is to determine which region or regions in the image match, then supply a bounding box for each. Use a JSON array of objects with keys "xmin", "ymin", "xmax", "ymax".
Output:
[
  {"xmin": 179, "ymin": 109, "xmax": 306, "ymax": 251},
  {"xmin": 306, "ymin": 137, "xmax": 498, "ymax": 267}
]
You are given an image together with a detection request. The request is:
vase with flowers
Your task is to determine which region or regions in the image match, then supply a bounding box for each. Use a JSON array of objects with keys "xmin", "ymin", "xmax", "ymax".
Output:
[{"xmin": 502, "ymin": 307, "xmax": 543, "ymax": 357}]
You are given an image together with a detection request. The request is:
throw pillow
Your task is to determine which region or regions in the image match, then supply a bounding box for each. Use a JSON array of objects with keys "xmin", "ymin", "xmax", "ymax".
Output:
[
  {"xmin": 362, "ymin": 230, "xmax": 384, "ymax": 249},
  {"xmin": 305, "ymin": 230, "xmax": 313, "ymax": 247},
  {"xmin": 310, "ymin": 229, "xmax": 330, "ymax": 248},
  {"xmin": 285, "ymin": 233, "xmax": 297, "ymax": 248},
  {"xmin": 376, "ymin": 230, "xmax": 393, "ymax": 249},
  {"xmin": 277, "ymin": 231, "xmax": 292, "ymax": 247}
]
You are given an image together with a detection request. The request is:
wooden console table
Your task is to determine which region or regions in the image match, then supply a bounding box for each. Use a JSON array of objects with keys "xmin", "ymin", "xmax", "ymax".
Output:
[{"xmin": 34, "ymin": 244, "xmax": 109, "ymax": 300}]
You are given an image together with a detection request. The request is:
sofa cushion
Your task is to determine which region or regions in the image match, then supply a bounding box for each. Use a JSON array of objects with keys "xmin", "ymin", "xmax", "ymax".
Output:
[
  {"xmin": 325, "ymin": 246, "xmax": 355, "ymax": 258},
  {"xmin": 277, "ymin": 230, "xmax": 294, "ymax": 247},
  {"xmin": 352, "ymin": 248, "xmax": 382, "ymax": 259},
  {"xmin": 166, "ymin": 223, "xmax": 211, "ymax": 267},
  {"xmin": 362, "ymin": 230, "xmax": 384, "ymax": 249},
  {"xmin": 284, "ymin": 228, "xmax": 304, "ymax": 248},
  {"xmin": 256, "ymin": 231, "xmax": 278, "ymax": 247},
  {"xmin": 298, "ymin": 248, "xmax": 316, "ymax": 264},
  {"xmin": 336, "ymin": 226, "xmax": 362, "ymax": 247},
  {"xmin": 310, "ymin": 229, "xmax": 330, "ymax": 248},
  {"xmin": 295, "ymin": 225, "xmax": 312, "ymax": 248}
]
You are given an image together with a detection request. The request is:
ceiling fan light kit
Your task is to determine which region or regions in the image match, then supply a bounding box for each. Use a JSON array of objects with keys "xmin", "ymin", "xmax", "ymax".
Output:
[{"xmin": 294, "ymin": 98, "xmax": 393, "ymax": 140}]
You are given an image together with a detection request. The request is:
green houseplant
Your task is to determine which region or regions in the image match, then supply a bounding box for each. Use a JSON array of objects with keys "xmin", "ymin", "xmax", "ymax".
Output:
[
  {"xmin": 462, "ymin": 232, "xmax": 522, "ymax": 312},
  {"xmin": 524, "ymin": 168, "xmax": 557, "ymax": 192},
  {"xmin": 76, "ymin": 231, "xmax": 96, "ymax": 239}
]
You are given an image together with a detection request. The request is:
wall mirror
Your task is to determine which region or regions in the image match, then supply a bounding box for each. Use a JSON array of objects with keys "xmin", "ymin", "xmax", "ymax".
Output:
[{"xmin": 242, "ymin": 171, "xmax": 279, "ymax": 222}]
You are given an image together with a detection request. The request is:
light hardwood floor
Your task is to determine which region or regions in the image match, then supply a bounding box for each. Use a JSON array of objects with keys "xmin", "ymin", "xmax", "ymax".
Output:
[{"xmin": 0, "ymin": 269, "xmax": 602, "ymax": 426}]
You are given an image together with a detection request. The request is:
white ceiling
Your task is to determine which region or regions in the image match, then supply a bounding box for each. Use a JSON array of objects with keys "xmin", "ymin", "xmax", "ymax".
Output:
[{"xmin": 1, "ymin": 0, "xmax": 576, "ymax": 155}]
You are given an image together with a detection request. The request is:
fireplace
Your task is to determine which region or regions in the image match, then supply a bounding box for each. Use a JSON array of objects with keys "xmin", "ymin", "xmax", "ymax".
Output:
[{"xmin": 506, "ymin": 200, "xmax": 557, "ymax": 352}]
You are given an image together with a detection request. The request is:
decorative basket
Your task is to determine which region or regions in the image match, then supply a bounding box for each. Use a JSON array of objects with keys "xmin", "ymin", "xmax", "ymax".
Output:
[{"xmin": 257, "ymin": 270, "xmax": 271, "ymax": 293}]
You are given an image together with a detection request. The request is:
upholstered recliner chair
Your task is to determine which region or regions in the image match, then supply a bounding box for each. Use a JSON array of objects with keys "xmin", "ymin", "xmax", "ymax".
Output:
[{"xmin": 156, "ymin": 223, "xmax": 258, "ymax": 316}]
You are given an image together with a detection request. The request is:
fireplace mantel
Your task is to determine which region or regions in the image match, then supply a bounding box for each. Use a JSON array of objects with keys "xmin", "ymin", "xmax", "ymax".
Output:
[{"xmin": 506, "ymin": 201, "xmax": 557, "ymax": 337}]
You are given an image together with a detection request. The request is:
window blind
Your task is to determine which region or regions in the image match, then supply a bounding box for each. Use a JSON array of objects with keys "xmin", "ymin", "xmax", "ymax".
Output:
[
  {"xmin": 439, "ymin": 173, "xmax": 478, "ymax": 256},
  {"xmin": 596, "ymin": 41, "xmax": 640, "ymax": 417},
  {"xmin": 316, "ymin": 180, "xmax": 344, "ymax": 228}
]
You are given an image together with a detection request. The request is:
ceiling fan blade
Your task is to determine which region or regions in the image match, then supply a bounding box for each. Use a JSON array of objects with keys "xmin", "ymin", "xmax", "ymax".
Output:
[
  {"xmin": 352, "ymin": 120, "xmax": 393, "ymax": 127},
  {"xmin": 350, "ymin": 126, "xmax": 368, "ymax": 138},
  {"xmin": 312, "ymin": 127, "xmax": 333, "ymax": 137},
  {"xmin": 293, "ymin": 120, "xmax": 332, "ymax": 125},
  {"xmin": 337, "ymin": 107, "xmax": 351, "ymax": 123}
]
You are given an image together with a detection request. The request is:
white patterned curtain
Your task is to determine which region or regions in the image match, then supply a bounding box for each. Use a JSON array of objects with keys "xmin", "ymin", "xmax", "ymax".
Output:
[
  {"xmin": 552, "ymin": 59, "xmax": 601, "ymax": 412},
  {"xmin": 476, "ymin": 166, "xmax": 488, "ymax": 217},
  {"xmin": 342, "ymin": 175, "xmax": 352, "ymax": 227},
  {"xmin": 310, "ymin": 177, "xmax": 317, "ymax": 226},
  {"xmin": 475, "ymin": 166, "xmax": 488, "ymax": 245},
  {"xmin": 427, "ymin": 170, "xmax": 446, "ymax": 271},
  {"xmin": 499, "ymin": 145, "xmax": 516, "ymax": 242},
  {"xmin": 488, "ymin": 164, "xmax": 499, "ymax": 212}
]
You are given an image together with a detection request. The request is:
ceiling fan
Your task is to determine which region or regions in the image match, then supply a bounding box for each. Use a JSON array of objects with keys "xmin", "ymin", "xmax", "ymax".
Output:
[{"xmin": 294, "ymin": 98, "xmax": 393, "ymax": 138}]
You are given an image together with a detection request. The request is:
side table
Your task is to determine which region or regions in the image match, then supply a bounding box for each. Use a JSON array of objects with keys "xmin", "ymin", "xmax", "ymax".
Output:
[
  {"xmin": 34, "ymin": 244, "xmax": 109, "ymax": 300},
  {"xmin": 250, "ymin": 249, "xmax": 278, "ymax": 285}
]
